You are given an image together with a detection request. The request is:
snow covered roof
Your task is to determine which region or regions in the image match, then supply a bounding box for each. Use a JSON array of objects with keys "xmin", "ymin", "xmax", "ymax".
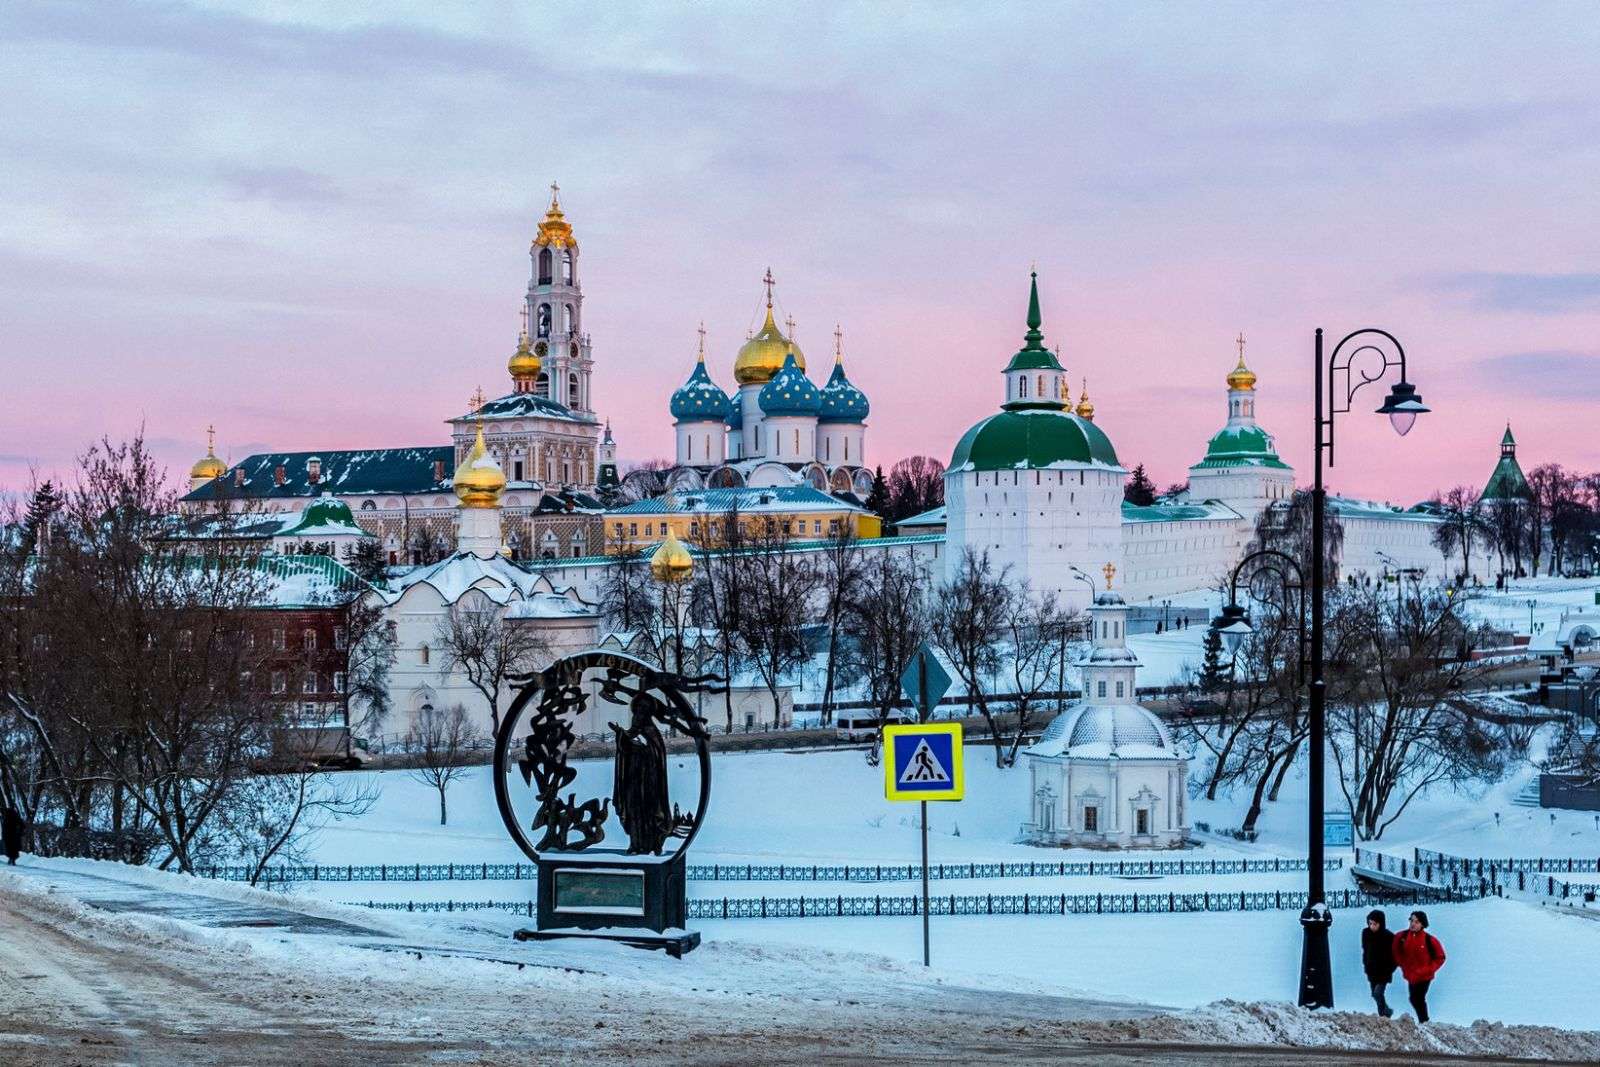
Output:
[
  {"xmin": 453, "ymin": 392, "xmax": 599, "ymax": 426},
  {"xmin": 181, "ymin": 447, "xmax": 453, "ymax": 502},
  {"xmin": 388, "ymin": 551, "xmax": 591, "ymax": 610},
  {"xmin": 250, "ymin": 554, "xmax": 372, "ymax": 609},
  {"xmin": 1121, "ymin": 500, "xmax": 1242, "ymax": 524},
  {"xmin": 609, "ymin": 486, "xmax": 868, "ymax": 517},
  {"xmin": 1028, "ymin": 702, "xmax": 1175, "ymax": 760},
  {"xmin": 897, "ymin": 505, "xmax": 947, "ymax": 529}
]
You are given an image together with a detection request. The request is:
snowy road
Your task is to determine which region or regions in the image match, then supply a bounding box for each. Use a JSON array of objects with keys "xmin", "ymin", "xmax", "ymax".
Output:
[{"xmin": 6, "ymin": 862, "xmax": 1600, "ymax": 1065}]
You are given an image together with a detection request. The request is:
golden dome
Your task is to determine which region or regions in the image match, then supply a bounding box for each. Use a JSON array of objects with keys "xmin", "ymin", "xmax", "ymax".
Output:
[
  {"xmin": 1075, "ymin": 380, "xmax": 1095, "ymax": 421},
  {"xmin": 734, "ymin": 306, "xmax": 805, "ymax": 386},
  {"xmin": 649, "ymin": 527, "xmax": 694, "ymax": 583},
  {"xmin": 453, "ymin": 426, "xmax": 506, "ymax": 509},
  {"xmin": 190, "ymin": 425, "xmax": 225, "ymax": 481},
  {"xmin": 531, "ymin": 184, "xmax": 576, "ymax": 250},
  {"xmin": 508, "ymin": 332, "xmax": 541, "ymax": 383},
  {"xmin": 1226, "ymin": 354, "xmax": 1257, "ymax": 392}
]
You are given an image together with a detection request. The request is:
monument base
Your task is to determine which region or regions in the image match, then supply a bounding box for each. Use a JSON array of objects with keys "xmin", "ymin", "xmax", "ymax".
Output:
[
  {"xmin": 513, "ymin": 926, "xmax": 701, "ymax": 958},
  {"xmin": 525, "ymin": 848, "xmax": 693, "ymax": 952}
]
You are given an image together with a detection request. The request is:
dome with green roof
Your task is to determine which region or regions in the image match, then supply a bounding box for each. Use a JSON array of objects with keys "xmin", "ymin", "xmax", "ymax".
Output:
[
  {"xmin": 1192, "ymin": 424, "xmax": 1290, "ymax": 470},
  {"xmin": 1003, "ymin": 272, "xmax": 1066, "ymax": 377},
  {"xmin": 949, "ymin": 409, "xmax": 1120, "ymax": 472},
  {"xmin": 1482, "ymin": 424, "xmax": 1531, "ymax": 501},
  {"xmin": 670, "ymin": 356, "xmax": 731, "ymax": 423},
  {"xmin": 758, "ymin": 352, "xmax": 821, "ymax": 417}
]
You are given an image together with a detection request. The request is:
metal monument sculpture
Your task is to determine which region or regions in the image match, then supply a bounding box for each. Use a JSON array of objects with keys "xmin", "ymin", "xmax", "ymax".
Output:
[{"xmin": 493, "ymin": 649, "xmax": 721, "ymax": 955}]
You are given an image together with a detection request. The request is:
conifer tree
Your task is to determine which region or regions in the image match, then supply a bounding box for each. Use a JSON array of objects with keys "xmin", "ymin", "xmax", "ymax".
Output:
[
  {"xmin": 865, "ymin": 465, "xmax": 890, "ymax": 516},
  {"xmin": 1124, "ymin": 464, "xmax": 1157, "ymax": 506},
  {"xmin": 1199, "ymin": 624, "xmax": 1230, "ymax": 693}
]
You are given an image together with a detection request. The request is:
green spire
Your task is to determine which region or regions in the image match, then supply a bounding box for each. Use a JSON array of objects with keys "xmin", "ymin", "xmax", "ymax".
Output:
[
  {"xmin": 1023, "ymin": 271, "xmax": 1043, "ymax": 349},
  {"xmin": 1501, "ymin": 423, "xmax": 1515, "ymax": 448}
]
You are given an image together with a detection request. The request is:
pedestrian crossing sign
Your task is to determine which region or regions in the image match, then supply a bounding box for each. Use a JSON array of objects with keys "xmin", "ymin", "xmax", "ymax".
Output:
[{"xmin": 883, "ymin": 723, "xmax": 964, "ymax": 801}]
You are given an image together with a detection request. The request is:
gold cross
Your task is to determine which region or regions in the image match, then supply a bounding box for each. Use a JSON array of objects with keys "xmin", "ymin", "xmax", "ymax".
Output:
[
  {"xmin": 763, "ymin": 267, "xmax": 775, "ymax": 307},
  {"xmin": 549, "ymin": 181, "xmax": 560, "ymax": 204},
  {"xmin": 785, "ymin": 314, "xmax": 796, "ymax": 340},
  {"xmin": 834, "ymin": 323, "xmax": 843, "ymax": 360},
  {"xmin": 1102, "ymin": 561, "xmax": 1116, "ymax": 590},
  {"xmin": 205, "ymin": 424, "xmax": 215, "ymax": 453},
  {"xmin": 697, "ymin": 320, "xmax": 707, "ymax": 358},
  {"xmin": 520, "ymin": 305, "xmax": 529, "ymax": 335},
  {"xmin": 470, "ymin": 385, "xmax": 486, "ymax": 412},
  {"xmin": 1236, "ymin": 332, "xmax": 1246, "ymax": 360}
]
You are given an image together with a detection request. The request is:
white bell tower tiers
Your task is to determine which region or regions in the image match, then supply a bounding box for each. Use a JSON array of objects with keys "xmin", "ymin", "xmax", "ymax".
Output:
[{"xmin": 526, "ymin": 183, "xmax": 593, "ymax": 414}]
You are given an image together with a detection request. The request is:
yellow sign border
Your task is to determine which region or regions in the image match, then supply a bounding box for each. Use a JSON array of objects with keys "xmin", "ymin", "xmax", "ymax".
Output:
[{"xmin": 883, "ymin": 722, "xmax": 965, "ymax": 801}]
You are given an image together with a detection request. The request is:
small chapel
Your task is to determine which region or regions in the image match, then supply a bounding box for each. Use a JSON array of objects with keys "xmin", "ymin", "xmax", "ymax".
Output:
[{"xmin": 1022, "ymin": 569, "xmax": 1190, "ymax": 849}]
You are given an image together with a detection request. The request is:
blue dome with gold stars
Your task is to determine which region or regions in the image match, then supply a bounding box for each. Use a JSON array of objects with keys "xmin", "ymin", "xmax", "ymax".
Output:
[
  {"xmin": 670, "ymin": 356, "xmax": 731, "ymax": 423},
  {"xmin": 757, "ymin": 352, "xmax": 821, "ymax": 417},
  {"xmin": 818, "ymin": 360, "xmax": 869, "ymax": 424}
]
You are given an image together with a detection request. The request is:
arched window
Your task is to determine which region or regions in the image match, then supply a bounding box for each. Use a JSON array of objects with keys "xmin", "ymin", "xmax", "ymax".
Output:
[
  {"xmin": 538, "ymin": 248, "xmax": 553, "ymax": 285},
  {"xmin": 563, "ymin": 304, "xmax": 575, "ymax": 333},
  {"xmin": 1019, "ymin": 376, "xmax": 1028, "ymax": 398},
  {"xmin": 537, "ymin": 304, "xmax": 551, "ymax": 338},
  {"xmin": 535, "ymin": 371, "xmax": 549, "ymax": 398},
  {"xmin": 560, "ymin": 251, "xmax": 573, "ymax": 284},
  {"xmin": 794, "ymin": 429, "xmax": 800, "ymax": 454},
  {"xmin": 568, "ymin": 372, "xmax": 580, "ymax": 407},
  {"xmin": 1037, "ymin": 374, "xmax": 1044, "ymax": 397}
]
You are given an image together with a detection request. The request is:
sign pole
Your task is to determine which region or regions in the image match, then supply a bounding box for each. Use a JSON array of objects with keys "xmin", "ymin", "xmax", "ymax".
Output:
[{"xmin": 920, "ymin": 799, "xmax": 930, "ymax": 967}]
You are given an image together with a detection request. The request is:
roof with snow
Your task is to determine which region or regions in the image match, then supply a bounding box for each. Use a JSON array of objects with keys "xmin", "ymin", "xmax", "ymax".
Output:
[
  {"xmin": 608, "ymin": 486, "xmax": 868, "ymax": 516},
  {"xmin": 1190, "ymin": 424, "xmax": 1291, "ymax": 471},
  {"xmin": 897, "ymin": 505, "xmax": 947, "ymax": 529},
  {"xmin": 251, "ymin": 553, "xmax": 373, "ymax": 609},
  {"xmin": 1028, "ymin": 702, "xmax": 1175, "ymax": 760},
  {"xmin": 182, "ymin": 447, "xmax": 453, "ymax": 502},
  {"xmin": 1120, "ymin": 500, "xmax": 1243, "ymax": 524},
  {"xmin": 455, "ymin": 392, "xmax": 599, "ymax": 426},
  {"xmin": 388, "ymin": 551, "xmax": 594, "ymax": 612}
]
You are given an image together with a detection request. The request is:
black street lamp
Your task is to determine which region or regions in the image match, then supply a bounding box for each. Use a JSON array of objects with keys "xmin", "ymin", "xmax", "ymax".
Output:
[{"xmin": 1301, "ymin": 327, "xmax": 1429, "ymax": 1008}]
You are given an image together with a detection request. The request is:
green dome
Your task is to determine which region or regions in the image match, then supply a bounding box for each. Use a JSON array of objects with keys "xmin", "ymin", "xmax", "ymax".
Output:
[
  {"xmin": 949, "ymin": 409, "xmax": 1120, "ymax": 472},
  {"xmin": 1191, "ymin": 425, "xmax": 1290, "ymax": 470}
]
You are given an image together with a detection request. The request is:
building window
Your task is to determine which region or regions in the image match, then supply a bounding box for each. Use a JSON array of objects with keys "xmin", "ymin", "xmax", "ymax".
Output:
[
  {"xmin": 813, "ymin": 520, "xmax": 822, "ymax": 535},
  {"xmin": 614, "ymin": 523, "xmax": 623, "ymax": 537},
  {"xmin": 271, "ymin": 671, "xmax": 287, "ymax": 694},
  {"xmin": 178, "ymin": 630, "xmax": 193, "ymax": 651},
  {"xmin": 303, "ymin": 629, "xmax": 316, "ymax": 651},
  {"xmin": 690, "ymin": 522, "xmax": 700, "ymax": 538},
  {"xmin": 419, "ymin": 644, "xmax": 430, "ymax": 666},
  {"xmin": 334, "ymin": 626, "xmax": 348, "ymax": 650},
  {"xmin": 513, "ymin": 460, "xmax": 524, "ymax": 481},
  {"xmin": 274, "ymin": 629, "xmax": 287, "ymax": 651},
  {"xmin": 828, "ymin": 519, "xmax": 839, "ymax": 534},
  {"xmin": 303, "ymin": 674, "xmax": 318, "ymax": 695},
  {"xmin": 1115, "ymin": 681, "xmax": 1125, "ymax": 698},
  {"xmin": 333, "ymin": 671, "xmax": 347, "ymax": 694},
  {"xmin": 1096, "ymin": 680, "xmax": 1107, "ymax": 699},
  {"xmin": 629, "ymin": 523, "xmax": 638, "ymax": 537},
  {"xmin": 1083, "ymin": 806, "xmax": 1099, "ymax": 832},
  {"xmin": 1135, "ymin": 809, "xmax": 1150, "ymax": 835}
]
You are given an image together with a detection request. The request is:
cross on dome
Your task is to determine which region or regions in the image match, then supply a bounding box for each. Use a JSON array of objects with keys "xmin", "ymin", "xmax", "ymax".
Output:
[{"xmin": 763, "ymin": 267, "xmax": 775, "ymax": 308}]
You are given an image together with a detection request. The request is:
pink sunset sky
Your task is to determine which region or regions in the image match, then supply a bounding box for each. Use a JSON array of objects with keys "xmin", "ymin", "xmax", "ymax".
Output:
[{"xmin": 2, "ymin": 2, "xmax": 1598, "ymax": 504}]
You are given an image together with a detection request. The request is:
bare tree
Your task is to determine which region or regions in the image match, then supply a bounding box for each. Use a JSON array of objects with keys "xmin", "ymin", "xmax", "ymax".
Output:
[
  {"xmin": 227, "ymin": 767, "xmax": 379, "ymax": 886},
  {"xmin": 435, "ymin": 594, "xmax": 550, "ymax": 736},
  {"xmin": 406, "ymin": 703, "xmax": 476, "ymax": 825},
  {"xmin": 931, "ymin": 549, "xmax": 1011, "ymax": 760},
  {"xmin": 999, "ymin": 587, "xmax": 1080, "ymax": 767},
  {"xmin": 813, "ymin": 528, "xmax": 863, "ymax": 725},
  {"xmin": 1329, "ymin": 582, "xmax": 1497, "ymax": 840},
  {"xmin": 842, "ymin": 550, "xmax": 930, "ymax": 754},
  {"xmin": 885, "ymin": 455, "xmax": 946, "ymax": 522},
  {"xmin": 690, "ymin": 508, "xmax": 746, "ymax": 732},
  {"xmin": 734, "ymin": 524, "xmax": 818, "ymax": 726},
  {"xmin": 1429, "ymin": 485, "xmax": 1486, "ymax": 580},
  {"xmin": 596, "ymin": 529, "xmax": 655, "ymax": 632}
]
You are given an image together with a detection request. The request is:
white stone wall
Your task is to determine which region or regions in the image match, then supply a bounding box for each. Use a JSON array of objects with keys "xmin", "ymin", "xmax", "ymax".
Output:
[
  {"xmin": 1186, "ymin": 465, "xmax": 1295, "ymax": 526},
  {"xmin": 945, "ymin": 465, "xmax": 1125, "ymax": 614},
  {"xmin": 675, "ymin": 420, "xmax": 726, "ymax": 467},
  {"xmin": 1120, "ymin": 517, "xmax": 1242, "ymax": 601},
  {"xmin": 816, "ymin": 422, "xmax": 865, "ymax": 467},
  {"xmin": 764, "ymin": 415, "xmax": 818, "ymax": 463},
  {"xmin": 1028, "ymin": 756, "xmax": 1189, "ymax": 848}
]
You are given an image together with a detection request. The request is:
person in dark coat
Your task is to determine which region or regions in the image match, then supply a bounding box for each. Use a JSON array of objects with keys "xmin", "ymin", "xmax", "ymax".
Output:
[
  {"xmin": 1, "ymin": 804, "xmax": 23, "ymax": 866},
  {"xmin": 1392, "ymin": 910, "xmax": 1446, "ymax": 1023},
  {"xmin": 1361, "ymin": 909, "xmax": 1398, "ymax": 1016}
]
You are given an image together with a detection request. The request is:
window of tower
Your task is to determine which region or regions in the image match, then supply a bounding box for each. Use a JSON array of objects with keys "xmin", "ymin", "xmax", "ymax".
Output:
[
  {"xmin": 536, "ymin": 371, "xmax": 549, "ymax": 397},
  {"xmin": 794, "ymin": 429, "xmax": 800, "ymax": 454},
  {"xmin": 568, "ymin": 372, "xmax": 580, "ymax": 406},
  {"xmin": 537, "ymin": 304, "xmax": 551, "ymax": 338},
  {"xmin": 513, "ymin": 460, "xmax": 524, "ymax": 481},
  {"xmin": 1019, "ymin": 376, "xmax": 1028, "ymax": 398},
  {"xmin": 538, "ymin": 248, "xmax": 553, "ymax": 285},
  {"xmin": 563, "ymin": 304, "xmax": 575, "ymax": 333},
  {"xmin": 560, "ymin": 251, "xmax": 573, "ymax": 284},
  {"xmin": 1037, "ymin": 374, "xmax": 1044, "ymax": 397}
]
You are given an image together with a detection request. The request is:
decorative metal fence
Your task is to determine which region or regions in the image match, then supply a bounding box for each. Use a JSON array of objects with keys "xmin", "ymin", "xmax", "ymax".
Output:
[
  {"xmin": 202, "ymin": 856, "xmax": 1343, "ymax": 886},
  {"xmin": 345, "ymin": 885, "xmax": 1463, "ymax": 920},
  {"xmin": 1356, "ymin": 848, "xmax": 1600, "ymax": 903}
]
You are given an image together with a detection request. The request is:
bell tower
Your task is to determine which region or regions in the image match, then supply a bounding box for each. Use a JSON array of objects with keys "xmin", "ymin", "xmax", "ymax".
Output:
[{"xmin": 526, "ymin": 182, "xmax": 593, "ymax": 413}]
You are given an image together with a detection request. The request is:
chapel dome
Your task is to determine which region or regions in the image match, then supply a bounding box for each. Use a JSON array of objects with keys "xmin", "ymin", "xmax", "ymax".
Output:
[
  {"xmin": 1036, "ymin": 703, "xmax": 1172, "ymax": 757},
  {"xmin": 508, "ymin": 333, "xmax": 542, "ymax": 382},
  {"xmin": 1226, "ymin": 354, "xmax": 1257, "ymax": 391},
  {"xmin": 735, "ymin": 307, "xmax": 804, "ymax": 386},
  {"xmin": 190, "ymin": 450, "xmax": 226, "ymax": 483},
  {"xmin": 1196, "ymin": 425, "xmax": 1289, "ymax": 470},
  {"xmin": 818, "ymin": 360, "xmax": 870, "ymax": 423},
  {"xmin": 948, "ymin": 408, "xmax": 1119, "ymax": 472},
  {"xmin": 758, "ymin": 352, "xmax": 821, "ymax": 416},
  {"xmin": 670, "ymin": 358, "xmax": 731, "ymax": 422}
]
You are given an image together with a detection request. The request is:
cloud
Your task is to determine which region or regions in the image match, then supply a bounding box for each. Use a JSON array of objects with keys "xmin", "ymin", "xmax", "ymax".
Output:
[
  {"xmin": 216, "ymin": 165, "xmax": 345, "ymax": 204},
  {"xmin": 1431, "ymin": 272, "xmax": 1600, "ymax": 314},
  {"xmin": 1474, "ymin": 350, "xmax": 1600, "ymax": 397}
]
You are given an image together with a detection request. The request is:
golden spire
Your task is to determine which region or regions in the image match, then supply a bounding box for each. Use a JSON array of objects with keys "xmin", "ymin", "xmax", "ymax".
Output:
[
  {"xmin": 469, "ymin": 385, "xmax": 487, "ymax": 415},
  {"xmin": 763, "ymin": 266, "xmax": 775, "ymax": 308},
  {"xmin": 735, "ymin": 268, "xmax": 804, "ymax": 385},
  {"xmin": 697, "ymin": 321, "xmax": 707, "ymax": 363},
  {"xmin": 1075, "ymin": 379, "xmax": 1095, "ymax": 421},
  {"xmin": 834, "ymin": 323, "xmax": 843, "ymax": 365},
  {"xmin": 532, "ymin": 181, "xmax": 576, "ymax": 249},
  {"xmin": 650, "ymin": 526, "xmax": 694, "ymax": 583},
  {"xmin": 1227, "ymin": 331, "xmax": 1257, "ymax": 391},
  {"xmin": 454, "ymin": 424, "xmax": 506, "ymax": 509},
  {"xmin": 1102, "ymin": 561, "xmax": 1116, "ymax": 590}
]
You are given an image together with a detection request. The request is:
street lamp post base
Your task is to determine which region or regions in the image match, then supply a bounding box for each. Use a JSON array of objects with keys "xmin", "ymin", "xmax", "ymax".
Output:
[{"xmin": 1298, "ymin": 903, "xmax": 1334, "ymax": 1009}]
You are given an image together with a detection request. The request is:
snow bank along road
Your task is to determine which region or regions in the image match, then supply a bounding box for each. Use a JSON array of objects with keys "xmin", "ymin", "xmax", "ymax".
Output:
[{"xmin": 5, "ymin": 862, "xmax": 1600, "ymax": 1065}]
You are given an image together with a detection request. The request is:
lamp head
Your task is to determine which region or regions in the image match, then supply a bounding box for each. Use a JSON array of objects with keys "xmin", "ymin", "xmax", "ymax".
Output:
[
  {"xmin": 1211, "ymin": 602, "xmax": 1253, "ymax": 657},
  {"xmin": 1376, "ymin": 380, "xmax": 1429, "ymax": 437}
]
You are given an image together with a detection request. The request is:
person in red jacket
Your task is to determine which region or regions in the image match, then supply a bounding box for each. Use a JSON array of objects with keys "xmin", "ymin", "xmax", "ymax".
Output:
[{"xmin": 1392, "ymin": 910, "xmax": 1446, "ymax": 1023}]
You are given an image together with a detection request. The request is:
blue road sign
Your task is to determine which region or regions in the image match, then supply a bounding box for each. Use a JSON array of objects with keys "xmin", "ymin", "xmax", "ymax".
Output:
[{"xmin": 883, "ymin": 723, "xmax": 964, "ymax": 801}]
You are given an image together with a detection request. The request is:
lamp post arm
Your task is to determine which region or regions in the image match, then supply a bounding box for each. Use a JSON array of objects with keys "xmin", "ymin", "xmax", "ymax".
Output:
[{"xmin": 1322, "ymin": 328, "xmax": 1410, "ymax": 468}]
